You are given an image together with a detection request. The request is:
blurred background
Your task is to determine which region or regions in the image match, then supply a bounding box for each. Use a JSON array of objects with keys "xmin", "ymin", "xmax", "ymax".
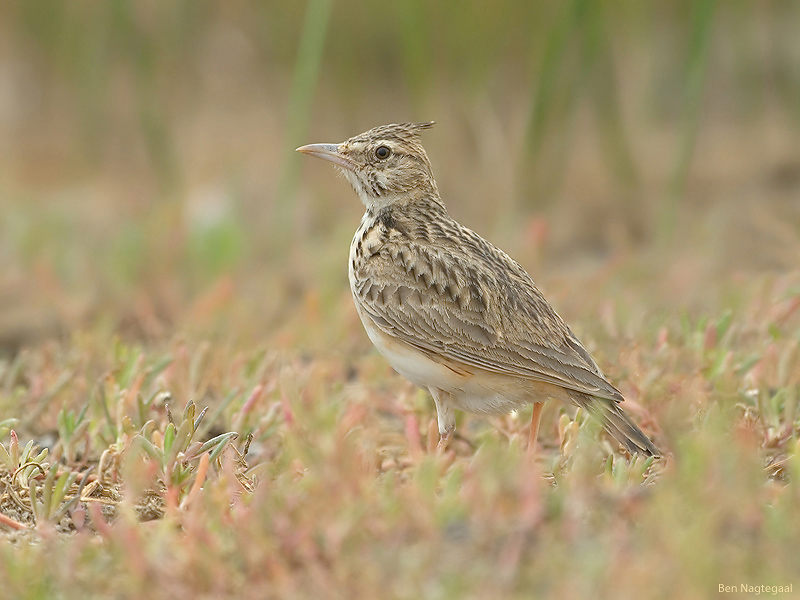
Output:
[{"xmin": 1, "ymin": 0, "xmax": 798, "ymax": 356}]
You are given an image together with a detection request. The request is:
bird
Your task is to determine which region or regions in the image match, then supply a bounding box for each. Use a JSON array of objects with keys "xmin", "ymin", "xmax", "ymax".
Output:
[{"xmin": 297, "ymin": 122, "xmax": 660, "ymax": 457}]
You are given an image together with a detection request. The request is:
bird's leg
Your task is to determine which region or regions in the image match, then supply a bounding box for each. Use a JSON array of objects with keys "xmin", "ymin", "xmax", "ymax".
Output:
[
  {"xmin": 437, "ymin": 426, "xmax": 454, "ymax": 452},
  {"xmin": 430, "ymin": 388, "xmax": 456, "ymax": 453},
  {"xmin": 527, "ymin": 402, "xmax": 545, "ymax": 458}
]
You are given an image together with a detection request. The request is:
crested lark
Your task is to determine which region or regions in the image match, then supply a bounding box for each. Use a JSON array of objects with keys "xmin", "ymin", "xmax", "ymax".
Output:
[{"xmin": 297, "ymin": 122, "xmax": 659, "ymax": 456}]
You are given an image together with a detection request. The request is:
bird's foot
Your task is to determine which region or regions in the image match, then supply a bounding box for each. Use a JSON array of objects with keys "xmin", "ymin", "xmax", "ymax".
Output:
[{"xmin": 437, "ymin": 428, "xmax": 453, "ymax": 454}]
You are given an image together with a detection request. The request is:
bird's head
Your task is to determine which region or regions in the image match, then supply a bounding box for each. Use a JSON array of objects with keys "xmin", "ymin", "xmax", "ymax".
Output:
[{"xmin": 297, "ymin": 122, "xmax": 438, "ymax": 212}]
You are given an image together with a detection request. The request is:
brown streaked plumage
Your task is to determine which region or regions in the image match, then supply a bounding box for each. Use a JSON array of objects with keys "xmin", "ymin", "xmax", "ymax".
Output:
[{"xmin": 297, "ymin": 122, "xmax": 660, "ymax": 456}]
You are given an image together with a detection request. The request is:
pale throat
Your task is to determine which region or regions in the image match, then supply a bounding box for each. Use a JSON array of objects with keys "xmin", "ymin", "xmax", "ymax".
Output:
[{"xmin": 342, "ymin": 168, "xmax": 410, "ymax": 212}]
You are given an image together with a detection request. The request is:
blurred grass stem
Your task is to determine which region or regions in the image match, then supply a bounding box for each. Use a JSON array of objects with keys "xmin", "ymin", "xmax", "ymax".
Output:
[
  {"xmin": 659, "ymin": 0, "xmax": 717, "ymax": 245},
  {"xmin": 275, "ymin": 0, "xmax": 333, "ymax": 248}
]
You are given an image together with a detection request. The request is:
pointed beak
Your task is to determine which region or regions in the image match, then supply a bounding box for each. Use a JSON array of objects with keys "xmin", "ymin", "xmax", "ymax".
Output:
[{"xmin": 296, "ymin": 143, "xmax": 358, "ymax": 172}]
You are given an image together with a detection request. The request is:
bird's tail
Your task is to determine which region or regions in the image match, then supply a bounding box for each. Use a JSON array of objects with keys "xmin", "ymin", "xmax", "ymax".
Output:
[{"xmin": 569, "ymin": 391, "xmax": 660, "ymax": 457}]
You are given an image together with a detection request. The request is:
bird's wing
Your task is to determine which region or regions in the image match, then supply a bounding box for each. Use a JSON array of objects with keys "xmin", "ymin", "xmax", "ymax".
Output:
[{"xmin": 352, "ymin": 224, "xmax": 624, "ymax": 403}]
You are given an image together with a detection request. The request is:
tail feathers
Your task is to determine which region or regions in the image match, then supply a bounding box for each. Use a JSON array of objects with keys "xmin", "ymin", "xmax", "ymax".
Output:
[{"xmin": 569, "ymin": 392, "xmax": 660, "ymax": 457}]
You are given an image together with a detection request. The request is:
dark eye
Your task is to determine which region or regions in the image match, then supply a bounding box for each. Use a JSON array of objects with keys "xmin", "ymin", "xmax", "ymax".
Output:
[{"xmin": 375, "ymin": 145, "xmax": 391, "ymax": 160}]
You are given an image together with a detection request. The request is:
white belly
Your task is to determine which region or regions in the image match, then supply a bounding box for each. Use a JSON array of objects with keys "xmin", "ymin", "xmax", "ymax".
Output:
[
  {"xmin": 355, "ymin": 304, "xmax": 528, "ymax": 415},
  {"xmin": 359, "ymin": 309, "xmax": 460, "ymax": 389}
]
